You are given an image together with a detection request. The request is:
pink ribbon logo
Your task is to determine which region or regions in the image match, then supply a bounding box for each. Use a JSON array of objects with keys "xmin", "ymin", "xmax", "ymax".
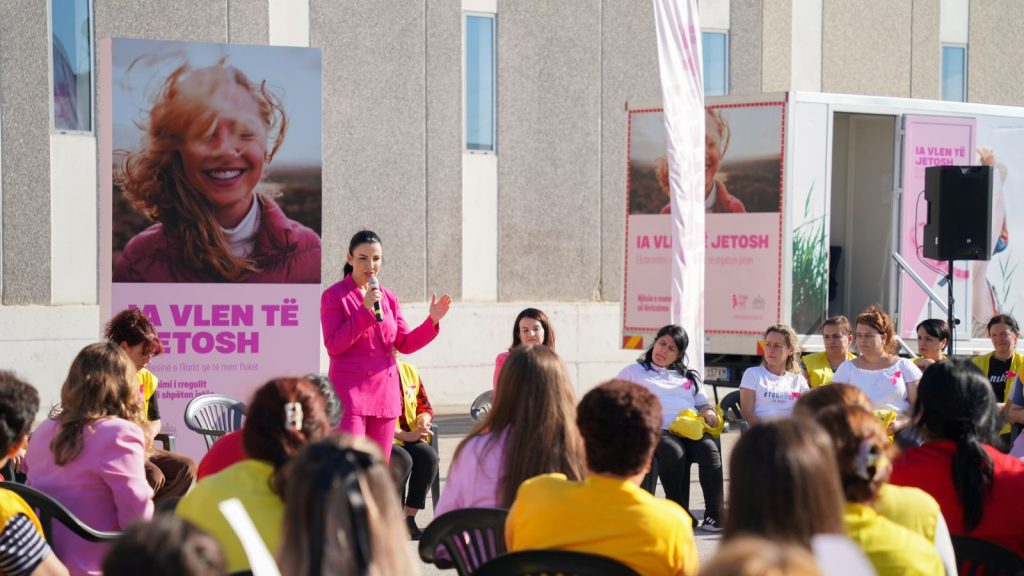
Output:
[{"xmin": 889, "ymin": 370, "xmax": 903, "ymax": 387}]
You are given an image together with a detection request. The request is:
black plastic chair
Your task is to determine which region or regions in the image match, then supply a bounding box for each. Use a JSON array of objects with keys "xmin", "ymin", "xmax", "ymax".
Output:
[
  {"xmin": 0, "ymin": 481, "xmax": 121, "ymax": 544},
  {"xmin": 419, "ymin": 507, "xmax": 509, "ymax": 575},
  {"xmin": 475, "ymin": 550, "xmax": 640, "ymax": 576},
  {"xmin": 470, "ymin": 390, "xmax": 494, "ymax": 421},
  {"xmin": 184, "ymin": 394, "xmax": 247, "ymax": 450},
  {"xmin": 952, "ymin": 535, "xmax": 1024, "ymax": 576},
  {"xmin": 720, "ymin": 390, "xmax": 748, "ymax": 433}
]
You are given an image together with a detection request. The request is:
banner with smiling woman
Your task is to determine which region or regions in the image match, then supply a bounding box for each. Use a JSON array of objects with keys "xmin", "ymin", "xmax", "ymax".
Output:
[{"xmin": 99, "ymin": 38, "xmax": 323, "ymax": 459}]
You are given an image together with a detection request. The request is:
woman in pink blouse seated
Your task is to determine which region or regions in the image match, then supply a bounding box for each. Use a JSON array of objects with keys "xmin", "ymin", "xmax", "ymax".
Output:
[
  {"xmin": 493, "ymin": 308, "xmax": 555, "ymax": 389},
  {"xmin": 25, "ymin": 343, "xmax": 154, "ymax": 576},
  {"xmin": 436, "ymin": 345, "xmax": 584, "ymax": 514}
]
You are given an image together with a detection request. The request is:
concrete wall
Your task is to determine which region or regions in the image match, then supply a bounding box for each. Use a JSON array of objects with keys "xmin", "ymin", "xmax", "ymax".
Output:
[
  {"xmin": 969, "ymin": 1, "xmax": 1024, "ymax": 106},
  {"xmin": 822, "ymin": 0, "xmax": 913, "ymax": 97},
  {"xmin": 910, "ymin": 0, "xmax": 940, "ymax": 100},
  {"xmin": 730, "ymin": 0, "xmax": 763, "ymax": 95}
]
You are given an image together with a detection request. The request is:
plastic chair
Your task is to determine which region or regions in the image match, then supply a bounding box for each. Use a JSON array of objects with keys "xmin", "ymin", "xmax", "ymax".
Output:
[
  {"xmin": 476, "ymin": 550, "xmax": 640, "ymax": 576},
  {"xmin": 0, "ymin": 481, "xmax": 121, "ymax": 544},
  {"xmin": 720, "ymin": 390, "xmax": 748, "ymax": 433},
  {"xmin": 184, "ymin": 394, "xmax": 246, "ymax": 450},
  {"xmin": 951, "ymin": 535, "xmax": 1024, "ymax": 576},
  {"xmin": 419, "ymin": 507, "xmax": 509, "ymax": 575},
  {"xmin": 470, "ymin": 390, "xmax": 494, "ymax": 421}
]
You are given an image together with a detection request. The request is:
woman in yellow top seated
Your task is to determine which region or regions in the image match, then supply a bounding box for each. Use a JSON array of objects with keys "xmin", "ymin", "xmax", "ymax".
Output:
[
  {"xmin": 802, "ymin": 315, "xmax": 856, "ymax": 388},
  {"xmin": 914, "ymin": 318, "xmax": 950, "ymax": 371},
  {"xmin": 813, "ymin": 405, "xmax": 948, "ymax": 576},
  {"xmin": 973, "ymin": 314, "xmax": 1023, "ymax": 449}
]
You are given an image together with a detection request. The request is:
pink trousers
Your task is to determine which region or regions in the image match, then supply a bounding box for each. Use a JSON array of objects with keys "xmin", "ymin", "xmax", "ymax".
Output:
[{"xmin": 339, "ymin": 412, "xmax": 396, "ymax": 463}]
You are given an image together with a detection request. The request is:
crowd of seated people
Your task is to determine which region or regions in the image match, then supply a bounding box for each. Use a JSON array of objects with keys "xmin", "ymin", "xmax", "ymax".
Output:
[{"xmin": 0, "ymin": 306, "xmax": 1022, "ymax": 575}]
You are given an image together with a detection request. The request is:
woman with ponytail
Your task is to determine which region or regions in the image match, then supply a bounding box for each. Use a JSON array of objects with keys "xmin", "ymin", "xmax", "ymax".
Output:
[
  {"xmin": 176, "ymin": 377, "xmax": 330, "ymax": 574},
  {"xmin": 890, "ymin": 359, "xmax": 1024, "ymax": 558},
  {"xmin": 25, "ymin": 342, "xmax": 154, "ymax": 576}
]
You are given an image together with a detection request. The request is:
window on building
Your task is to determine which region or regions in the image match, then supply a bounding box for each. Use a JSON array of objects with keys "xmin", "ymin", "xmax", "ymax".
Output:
[
  {"xmin": 465, "ymin": 14, "xmax": 495, "ymax": 152},
  {"xmin": 51, "ymin": 0, "xmax": 92, "ymax": 132},
  {"xmin": 702, "ymin": 31, "xmax": 728, "ymax": 97},
  {"xmin": 941, "ymin": 45, "xmax": 967, "ymax": 102}
]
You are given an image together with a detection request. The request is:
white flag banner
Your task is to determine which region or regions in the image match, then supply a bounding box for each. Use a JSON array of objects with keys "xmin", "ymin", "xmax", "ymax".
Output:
[{"xmin": 652, "ymin": 0, "xmax": 705, "ymax": 374}]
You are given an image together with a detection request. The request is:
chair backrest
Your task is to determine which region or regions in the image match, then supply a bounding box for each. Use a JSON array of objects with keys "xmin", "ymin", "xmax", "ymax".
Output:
[
  {"xmin": 184, "ymin": 394, "xmax": 247, "ymax": 450},
  {"xmin": 475, "ymin": 550, "xmax": 640, "ymax": 576},
  {"xmin": 952, "ymin": 535, "xmax": 1024, "ymax": 576},
  {"xmin": 0, "ymin": 481, "xmax": 121, "ymax": 544},
  {"xmin": 419, "ymin": 508, "xmax": 509, "ymax": 576},
  {"xmin": 470, "ymin": 390, "xmax": 494, "ymax": 422}
]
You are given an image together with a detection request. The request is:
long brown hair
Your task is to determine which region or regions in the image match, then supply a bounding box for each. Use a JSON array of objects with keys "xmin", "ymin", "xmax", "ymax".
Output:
[
  {"xmin": 454, "ymin": 345, "xmax": 584, "ymax": 507},
  {"xmin": 277, "ymin": 435, "xmax": 416, "ymax": 576},
  {"xmin": 814, "ymin": 405, "xmax": 892, "ymax": 504},
  {"xmin": 51, "ymin": 342, "xmax": 146, "ymax": 465},
  {"xmin": 117, "ymin": 62, "xmax": 287, "ymax": 281},
  {"xmin": 725, "ymin": 419, "xmax": 845, "ymax": 549}
]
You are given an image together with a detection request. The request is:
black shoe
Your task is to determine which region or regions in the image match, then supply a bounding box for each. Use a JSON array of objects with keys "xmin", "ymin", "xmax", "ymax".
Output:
[
  {"xmin": 406, "ymin": 516, "xmax": 423, "ymax": 540},
  {"xmin": 699, "ymin": 516, "xmax": 723, "ymax": 534}
]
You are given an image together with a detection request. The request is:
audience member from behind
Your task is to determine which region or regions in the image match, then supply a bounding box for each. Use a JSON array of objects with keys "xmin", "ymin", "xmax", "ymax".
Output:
[
  {"xmin": 102, "ymin": 515, "xmax": 224, "ymax": 576},
  {"xmin": 493, "ymin": 308, "xmax": 555, "ymax": 389},
  {"xmin": 697, "ymin": 537, "xmax": 821, "ymax": 576},
  {"xmin": 796, "ymin": 382, "xmax": 955, "ymax": 565},
  {"xmin": 814, "ymin": 405, "xmax": 946, "ymax": 575},
  {"xmin": 176, "ymin": 377, "xmax": 330, "ymax": 574},
  {"xmin": 277, "ymin": 435, "xmax": 417, "ymax": 576},
  {"xmin": 389, "ymin": 358, "xmax": 438, "ymax": 540},
  {"xmin": 105, "ymin": 308, "xmax": 197, "ymax": 503},
  {"xmin": 506, "ymin": 380, "xmax": 699, "ymax": 576},
  {"xmin": 801, "ymin": 315, "xmax": 855, "ymax": 388},
  {"xmin": 739, "ymin": 324, "xmax": 809, "ymax": 424},
  {"xmin": 0, "ymin": 372, "xmax": 68, "ymax": 576},
  {"xmin": 616, "ymin": 324, "xmax": 724, "ymax": 532},
  {"xmin": 914, "ymin": 318, "xmax": 950, "ymax": 370},
  {"xmin": 195, "ymin": 373, "xmax": 341, "ymax": 480},
  {"xmin": 724, "ymin": 419, "xmax": 874, "ymax": 574},
  {"xmin": 24, "ymin": 343, "xmax": 153, "ymax": 576},
  {"xmin": 435, "ymin": 345, "xmax": 584, "ymax": 513},
  {"xmin": 890, "ymin": 359, "xmax": 1024, "ymax": 558}
]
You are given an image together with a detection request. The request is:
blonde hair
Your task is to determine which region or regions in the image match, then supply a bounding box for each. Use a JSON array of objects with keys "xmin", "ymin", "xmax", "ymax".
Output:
[
  {"xmin": 51, "ymin": 342, "xmax": 147, "ymax": 465},
  {"xmin": 699, "ymin": 537, "xmax": 821, "ymax": 576},
  {"xmin": 277, "ymin": 435, "xmax": 416, "ymax": 576},
  {"xmin": 763, "ymin": 324, "xmax": 802, "ymax": 374},
  {"xmin": 117, "ymin": 61, "xmax": 287, "ymax": 281}
]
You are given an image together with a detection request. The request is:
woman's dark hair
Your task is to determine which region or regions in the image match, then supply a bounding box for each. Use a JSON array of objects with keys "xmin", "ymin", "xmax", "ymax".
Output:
[
  {"xmin": 0, "ymin": 371, "xmax": 40, "ymax": 455},
  {"xmin": 987, "ymin": 314, "xmax": 1020, "ymax": 335},
  {"xmin": 304, "ymin": 373, "xmax": 342, "ymax": 428},
  {"xmin": 102, "ymin": 515, "xmax": 225, "ymax": 576},
  {"xmin": 509, "ymin": 308, "xmax": 556, "ymax": 351},
  {"xmin": 343, "ymin": 230, "xmax": 382, "ymax": 277},
  {"xmin": 916, "ymin": 318, "xmax": 951, "ymax": 342},
  {"xmin": 577, "ymin": 380, "xmax": 662, "ymax": 476},
  {"xmin": 639, "ymin": 324, "xmax": 700, "ymax": 384},
  {"xmin": 243, "ymin": 377, "xmax": 331, "ymax": 495},
  {"xmin": 913, "ymin": 359, "xmax": 998, "ymax": 532},
  {"xmin": 104, "ymin": 307, "xmax": 163, "ymax": 356},
  {"xmin": 724, "ymin": 419, "xmax": 845, "ymax": 549},
  {"xmin": 455, "ymin": 345, "xmax": 584, "ymax": 507}
]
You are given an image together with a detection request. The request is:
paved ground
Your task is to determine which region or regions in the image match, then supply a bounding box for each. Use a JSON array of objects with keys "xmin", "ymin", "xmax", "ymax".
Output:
[{"xmin": 410, "ymin": 407, "xmax": 738, "ymax": 574}]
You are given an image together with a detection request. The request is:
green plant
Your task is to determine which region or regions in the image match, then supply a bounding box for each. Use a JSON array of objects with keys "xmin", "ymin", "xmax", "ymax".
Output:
[
  {"xmin": 792, "ymin": 183, "xmax": 828, "ymax": 334},
  {"xmin": 997, "ymin": 250, "xmax": 1019, "ymax": 317}
]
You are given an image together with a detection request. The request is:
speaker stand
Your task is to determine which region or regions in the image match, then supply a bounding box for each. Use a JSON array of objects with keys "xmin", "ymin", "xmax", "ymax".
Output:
[{"xmin": 946, "ymin": 259, "xmax": 957, "ymax": 357}]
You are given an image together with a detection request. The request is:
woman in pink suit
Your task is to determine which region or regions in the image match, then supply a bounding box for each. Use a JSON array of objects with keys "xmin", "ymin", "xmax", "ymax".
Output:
[
  {"xmin": 25, "ymin": 342, "xmax": 154, "ymax": 576},
  {"xmin": 321, "ymin": 230, "xmax": 451, "ymax": 458}
]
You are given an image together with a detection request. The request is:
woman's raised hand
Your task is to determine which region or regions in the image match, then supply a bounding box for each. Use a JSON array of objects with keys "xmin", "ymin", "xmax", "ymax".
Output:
[{"xmin": 429, "ymin": 293, "xmax": 452, "ymax": 324}]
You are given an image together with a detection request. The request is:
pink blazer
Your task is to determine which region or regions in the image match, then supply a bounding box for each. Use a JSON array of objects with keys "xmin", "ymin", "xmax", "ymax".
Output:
[
  {"xmin": 25, "ymin": 417, "xmax": 154, "ymax": 576},
  {"xmin": 321, "ymin": 274, "xmax": 439, "ymax": 418}
]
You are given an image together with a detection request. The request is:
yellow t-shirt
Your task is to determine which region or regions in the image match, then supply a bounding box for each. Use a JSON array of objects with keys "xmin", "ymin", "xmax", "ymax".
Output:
[
  {"xmin": 0, "ymin": 488, "xmax": 43, "ymax": 536},
  {"xmin": 136, "ymin": 368, "xmax": 158, "ymax": 417},
  {"xmin": 507, "ymin": 474, "xmax": 699, "ymax": 576},
  {"xmin": 844, "ymin": 501, "xmax": 943, "ymax": 576},
  {"xmin": 802, "ymin": 351, "xmax": 856, "ymax": 388},
  {"xmin": 176, "ymin": 459, "xmax": 282, "ymax": 574},
  {"xmin": 873, "ymin": 483, "xmax": 940, "ymax": 544}
]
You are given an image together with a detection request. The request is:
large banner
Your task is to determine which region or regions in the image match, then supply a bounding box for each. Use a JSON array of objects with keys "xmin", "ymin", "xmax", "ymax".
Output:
[
  {"xmin": 898, "ymin": 115, "xmax": 975, "ymax": 338},
  {"xmin": 623, "ymin": 102, "xmax": 785, "ymax": 346},
  {"xmin": 100, "ymin": 39, "xmax": 323, "ymax": 459}
]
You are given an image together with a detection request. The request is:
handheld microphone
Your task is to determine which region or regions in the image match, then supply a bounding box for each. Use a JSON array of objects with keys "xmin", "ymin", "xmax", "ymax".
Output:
[{"xmin": 368, "ymin": 277, "xmax": 384, "ymax": 322}]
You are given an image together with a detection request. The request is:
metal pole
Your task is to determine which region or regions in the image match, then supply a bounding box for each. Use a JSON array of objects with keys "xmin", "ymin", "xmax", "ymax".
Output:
[{"xmin": 947, "ymin": 259, "xmax": 956, "ymax": 357}]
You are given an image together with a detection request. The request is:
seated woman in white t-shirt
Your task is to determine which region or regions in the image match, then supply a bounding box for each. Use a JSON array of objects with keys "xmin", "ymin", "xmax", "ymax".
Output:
[
  {"xmin": 832, "ymin": 305, "xmax": 922, "ymax": 438},
  {"xmin": 616, "ymin": 324, "xmax": 724, "ymax": 532},
  {"xmin": 740, "ymin": 324, "xmax": 809, "ymax": 424}
]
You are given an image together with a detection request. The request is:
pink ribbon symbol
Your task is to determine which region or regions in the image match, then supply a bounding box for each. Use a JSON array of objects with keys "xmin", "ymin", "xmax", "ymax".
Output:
[{"xmin": 889, "ymin": 370, "xmax": 902, "ymax": 387}]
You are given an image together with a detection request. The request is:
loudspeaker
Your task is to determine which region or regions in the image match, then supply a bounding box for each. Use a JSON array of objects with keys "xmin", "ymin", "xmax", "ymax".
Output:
[{"xmin": 923, "ymin": 165, "xmax": 993, "ymax": 261}]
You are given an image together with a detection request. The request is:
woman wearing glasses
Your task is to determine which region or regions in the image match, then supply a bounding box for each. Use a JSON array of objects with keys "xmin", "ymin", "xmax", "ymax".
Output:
[
  {"xmin": 833, "ymin": 306, "xmax": 923, "ymax": 440},
  {"xmin": 739, "ymin": 324, "xmax": 809, "ymax": 425}
]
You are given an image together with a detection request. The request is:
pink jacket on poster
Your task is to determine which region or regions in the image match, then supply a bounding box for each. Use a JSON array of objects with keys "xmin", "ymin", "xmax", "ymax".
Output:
[
  {"xmin": 113, "ymin": 196, "xmax": 321, "ymax": 283},
  {"xmin": 710, "ymin": 181, "xmax": 747, "ymax": 214},
  {"xmin": 25, "ymin": 417, "xmax": 154, "ymax": 576},
  {"xmin": 321, "ymin": 274, "xmax": 439, "ymax": 418}
]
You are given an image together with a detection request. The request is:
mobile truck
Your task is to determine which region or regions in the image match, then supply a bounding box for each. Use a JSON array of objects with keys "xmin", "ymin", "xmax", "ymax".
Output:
[{"xmin": 623, "ymin": 91, "xmax": 1024, "ymax": 386}]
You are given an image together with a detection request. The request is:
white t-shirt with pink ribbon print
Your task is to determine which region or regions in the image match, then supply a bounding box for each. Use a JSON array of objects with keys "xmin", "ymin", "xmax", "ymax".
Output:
[{"xmin": 739, "ymin": 365, "xmax": 809, "ymax": 420}]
